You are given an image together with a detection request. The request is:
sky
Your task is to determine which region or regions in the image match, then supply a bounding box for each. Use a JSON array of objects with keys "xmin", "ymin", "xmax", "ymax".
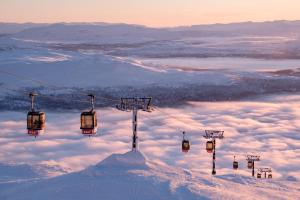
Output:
[{"xmin": 1, "ymin": 0, "xmax": 300, "ymax": 27}]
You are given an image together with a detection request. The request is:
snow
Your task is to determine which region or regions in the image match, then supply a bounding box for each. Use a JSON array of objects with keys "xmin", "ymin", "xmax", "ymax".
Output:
[
  {"xmin": 0, "ymin": 150, "xmax": 299, "ymax": 199},
  {"xmin": 0, "ymin": 38, "xmax": 237, "ymax": 89},
  {"xmin": 1, "ymin": 24, "xmax": 300, "ymax": 94},
  {"xmin": 0, "ymin": 151, "xmax": 197, "ymax": 200},
  {"xmin": 21, "ymin": 53, "xmax": 72, "ymax": 63},
  {"xmin": 137, "ymin": 57, "xmax": 300, "ymax": 72},
  {"xmin": 96, "ymin": 151, "xmax": 147, "ymax": 169}
]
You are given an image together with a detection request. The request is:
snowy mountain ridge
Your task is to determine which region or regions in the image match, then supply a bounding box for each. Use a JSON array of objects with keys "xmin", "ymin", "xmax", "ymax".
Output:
[{"xmin": 1, "ymin": 20, "xmax": 299, "ymax": 43}]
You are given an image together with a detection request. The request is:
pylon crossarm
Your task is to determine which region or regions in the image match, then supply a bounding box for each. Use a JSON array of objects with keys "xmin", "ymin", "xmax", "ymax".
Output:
[
  {"xmin": 116, "ymin": 97, "xmax": 152, "ymax": 112},
  {"xmin": 246, "ymin": 155, "xmax": 260, "ymax": 161},
  {"xmin": 258, "ymin": 168, "xmax": 272, "ymax": 173},
  {"xmin": 204, "ymin": 130, "xmax": 224, "ymax": 139},
  {"xmin": 116, "ymin": 97, "xmax": 153, "ymax": 151}
]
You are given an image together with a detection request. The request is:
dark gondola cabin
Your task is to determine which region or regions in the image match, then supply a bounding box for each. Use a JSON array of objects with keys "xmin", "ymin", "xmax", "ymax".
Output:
[
  {"xmin": 247, "ymin": 161, "xmax": 253, "ymax": 169},
  {"xmin": 257, "ymin": 173, "xmax": 262, "ymax": 178},
  {"xmin": 233, "ymin": 161, "xmax": 238, "ymax": 170},
  {"xmin": 181, "ymin": 131, "xmax": 190, "ymax": 153},
  {"xmin": 27, "ymin": 111, "xmax": 45, "ymax": 136},
  {"xmin": 182, "ymin": 140, "xmax": 190, "ymax": 153},
  {"xmin": 80, "ymin": 111, "xmax": 97, "ymax": 136},
  {"xmin": 80, "ymin": 94, "xmax": 97, "ymax": 136},
  {"xmin": 206, "ymin": 141, "xmax": 214, "ymax": 153},
  {"xmin": 27, "ymin": 93, "xmax": 45, "ymax": 137},
  {"xmin": 268, "ymin": 174, "xmax": 272, "ymax": 179}
]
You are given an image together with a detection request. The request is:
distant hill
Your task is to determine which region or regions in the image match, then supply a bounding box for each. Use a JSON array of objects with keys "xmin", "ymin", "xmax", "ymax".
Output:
[
  {"xmin": 0, "ymin": 23, "xmax": 48, "ymax": 34},
  {"xmin": 2, "ymin": 20, "xmax": 299, "ymax": 43}
]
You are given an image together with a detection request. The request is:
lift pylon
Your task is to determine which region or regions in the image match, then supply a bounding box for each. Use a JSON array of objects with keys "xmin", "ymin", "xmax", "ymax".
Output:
[
  {"xmin": 203, "ymin": 130, "xmax": 224, "ymax": 175},
  {"xmin": 258, "ymin": 167, "xmax": 272, "ymax": 179},
  {"xmin": 246, "ymin": 155, "xmax": 260, "ymax": 177},
  {"xmin": 116, "ymin": 97, "xmax": 152, "ymax": 151}
]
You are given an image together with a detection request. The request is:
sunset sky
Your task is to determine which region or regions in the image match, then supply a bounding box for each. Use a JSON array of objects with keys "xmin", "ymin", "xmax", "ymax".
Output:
[{"xmin": 1, "ymin": 0, "xmax": 300, "ymax": 27}]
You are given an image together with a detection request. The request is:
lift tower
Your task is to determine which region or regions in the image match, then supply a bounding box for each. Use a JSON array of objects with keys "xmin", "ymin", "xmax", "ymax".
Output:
[
  {"xmin": 116, "ymin": 97, "xmax": 152, "ymax": 151},
  {"xmin": 258, "ymin": 167, "xmax": 272, "ymax": 179},
  {"xmin": 246, "ymin": 155, "xmax": 260, "ymax": 177},
  {"xmin": 203, "ymin": 130, "xmax": 224, "ymax": 175}
]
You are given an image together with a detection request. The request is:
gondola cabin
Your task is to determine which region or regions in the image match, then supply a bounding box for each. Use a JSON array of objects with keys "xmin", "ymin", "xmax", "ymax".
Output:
[
  {"xmin": 247, "ymin": 161, "xmax": 253, "ymax": 169},
  {"xmin": 80, "ymin": 111, "xmax": 97, "ymax": 136},
  {"xmin": 182, "ymin": 139, "xmax": 190, "ymax": 153},
  {"xmin": 233, "ymin": 161, "xmax": 238, "ymax": 170},
  {"xmin": 257, "ymin": 173, "xmax": 262, "ymax": 178},
  {"xmin": 27, "ymin": 111, "xmax": 45, "ymax": 137},
  {"xmin": 268, "ymin": 174, "xmax": 272, "ymax": 179},
  {"xmin": 206, "ymin": 141, "xmax": 214, "ymax": 153}
]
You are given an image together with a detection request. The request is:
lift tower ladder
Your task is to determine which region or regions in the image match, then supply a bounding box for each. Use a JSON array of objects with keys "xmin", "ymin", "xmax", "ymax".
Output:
[{"xmin": 116, "ymin": 97, "xmax": 152, "ymax": 151}]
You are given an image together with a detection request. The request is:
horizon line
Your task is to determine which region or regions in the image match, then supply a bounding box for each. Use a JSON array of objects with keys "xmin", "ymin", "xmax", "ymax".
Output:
[{"xmin": 1, "ymin": 19, "xmax": 300, "ymax": 29}]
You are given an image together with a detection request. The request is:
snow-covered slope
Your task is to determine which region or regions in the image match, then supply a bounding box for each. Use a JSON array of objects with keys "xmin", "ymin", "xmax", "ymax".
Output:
[
  {"xmin": 0, "ymin": 163, "xmax": 68, "ymax": 183},
  {"xmin": 1, "ymin": 35, "xmax": 300, "ymax": 109},
  {"xmin": 0, "ymin": 51, "xmax": 230, "ymax": 88},
  {"xmin": 0, "ymin": 151, "xmax": 299, "ymax": 200}
]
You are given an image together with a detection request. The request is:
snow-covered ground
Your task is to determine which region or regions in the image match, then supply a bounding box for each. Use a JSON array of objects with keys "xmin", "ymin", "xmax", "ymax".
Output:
[
  {"xmin": 1, "ymin": 150, "xmax": 299, "ymax": 200},
  {"xmin": 137, "ymin": 57, "xmax": 300, "ymax": 72},
  {"xmin": 1, "ymin": 35, "xmax": 300, "ymax": 110}
]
